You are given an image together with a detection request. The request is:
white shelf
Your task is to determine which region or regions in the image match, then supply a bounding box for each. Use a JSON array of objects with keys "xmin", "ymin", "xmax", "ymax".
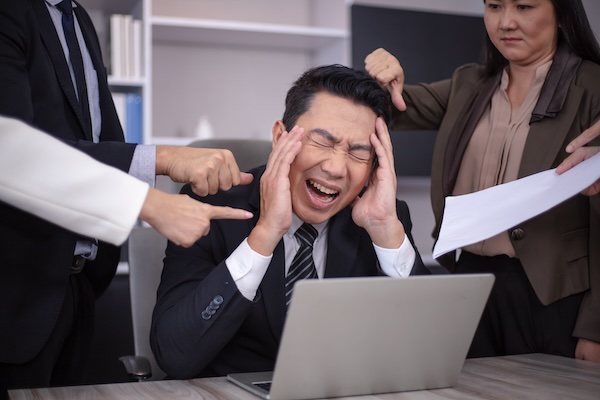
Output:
[
  {"xmin": 151, "ymin": 16, "xmax": 348, "ymax": 50},
  {"xmin": 107, "ymin": 76, "xmax": 146, "ymax": 88},
  {"xmin": 79, "ymin": 0, "xmax": 140, "ymax": 15}
]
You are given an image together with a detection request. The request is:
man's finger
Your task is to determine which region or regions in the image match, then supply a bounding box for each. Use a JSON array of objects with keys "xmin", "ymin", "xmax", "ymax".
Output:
[{"xmin": 209, "ymin": 205, "xmax": 254, "ymax": 220}]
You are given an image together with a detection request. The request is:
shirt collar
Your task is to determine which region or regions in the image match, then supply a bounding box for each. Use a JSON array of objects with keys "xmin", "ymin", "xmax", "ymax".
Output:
[
  {"xmin": 500, "ymin": 59, "xmax": 552, "ymax": 91},
  {"xmin": 46, "ymin": 0, "xmax": 77, "ymax": 8}
]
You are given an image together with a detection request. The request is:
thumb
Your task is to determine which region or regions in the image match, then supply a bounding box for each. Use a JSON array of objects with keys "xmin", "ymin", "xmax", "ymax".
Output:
[
  {"xmin": 389, "ymin": 80, "xmax": 406, "ymax": 111},
  {"xmin": 238, "ymin": 172, "xmax": 254, "ymax": 186}
]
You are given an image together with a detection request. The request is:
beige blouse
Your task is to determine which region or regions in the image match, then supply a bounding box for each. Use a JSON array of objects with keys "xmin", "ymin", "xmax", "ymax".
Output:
[{"xmin": 452, "ymin": 60, "xmax": 552, "ymax": 257}]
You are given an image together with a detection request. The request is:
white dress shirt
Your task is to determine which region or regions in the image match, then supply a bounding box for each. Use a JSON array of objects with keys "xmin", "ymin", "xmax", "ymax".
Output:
[{"xmin": 227, "ymin": 213, "xmax": 416, "ymax": 300}]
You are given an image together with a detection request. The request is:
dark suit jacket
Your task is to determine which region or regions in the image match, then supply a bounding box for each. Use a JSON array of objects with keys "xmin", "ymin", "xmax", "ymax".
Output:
[
  {"xmin": 151, "ymin": 166, "xmax": 429, "ymax": 379},
  {"xmin": 391, "ymin": 57, "xmax": 600, "ymax": 343},
  {"xmin": 0, "ymin": 0, "xmax": 136, "ymax": 364}
]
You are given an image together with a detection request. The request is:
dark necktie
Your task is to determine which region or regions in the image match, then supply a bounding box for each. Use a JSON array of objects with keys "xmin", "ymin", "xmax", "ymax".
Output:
[
  {"xmin": 56, "ymin": 0, "xmax": 92, "ymax": 137},
  {"xmin": 285, "ymin": 223, "xmax": 318, "ymax": 309}
]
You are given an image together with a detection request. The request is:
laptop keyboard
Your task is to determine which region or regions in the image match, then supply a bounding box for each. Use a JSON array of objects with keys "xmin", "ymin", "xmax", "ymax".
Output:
[{"xmin": 254, "ymin": 382, "xmax": 272, "ymax": 392}]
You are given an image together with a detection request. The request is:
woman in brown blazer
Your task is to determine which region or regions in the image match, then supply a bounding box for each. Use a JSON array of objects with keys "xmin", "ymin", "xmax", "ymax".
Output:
[{"xmin": 365, "ymin": 0, "xmax": 600, "ymax": 362}]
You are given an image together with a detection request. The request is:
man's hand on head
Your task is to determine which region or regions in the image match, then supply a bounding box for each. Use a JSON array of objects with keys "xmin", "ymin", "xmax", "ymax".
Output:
[
  {"xmin": 248, "ymin": 125, "xmax": 306, "ymax": 256},
  {"xmin": 351, "ymin": 118, "xmax": 405, "ymax": 249}
]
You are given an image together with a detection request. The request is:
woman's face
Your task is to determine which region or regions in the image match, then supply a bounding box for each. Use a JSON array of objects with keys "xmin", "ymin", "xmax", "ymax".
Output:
[{"xmin": 484, "ymin": 0, "xmax": 558, "ymax": 67}]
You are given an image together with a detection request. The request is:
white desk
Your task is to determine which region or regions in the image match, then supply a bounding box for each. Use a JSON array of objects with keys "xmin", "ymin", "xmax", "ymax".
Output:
[{"xmin": 9, "ymin": 354, "xmax": 600, "ymax": 399}]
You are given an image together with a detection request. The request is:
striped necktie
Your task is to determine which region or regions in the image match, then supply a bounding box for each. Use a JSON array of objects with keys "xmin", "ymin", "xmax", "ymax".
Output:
[{"xmin": 285, "ymin": 223, "xmax": 318, "ymax": 310}]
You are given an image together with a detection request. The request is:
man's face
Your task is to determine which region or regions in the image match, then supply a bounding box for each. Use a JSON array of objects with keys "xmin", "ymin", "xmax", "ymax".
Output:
[{"xmin": 274, "ymin": 92, "xmax": 377, "ymax": 224}]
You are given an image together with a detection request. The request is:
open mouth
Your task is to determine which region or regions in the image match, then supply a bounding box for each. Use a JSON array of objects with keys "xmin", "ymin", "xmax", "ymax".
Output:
[{"xmin": 307, "ymin": 180, "xmax": 339, "ymax": 203}]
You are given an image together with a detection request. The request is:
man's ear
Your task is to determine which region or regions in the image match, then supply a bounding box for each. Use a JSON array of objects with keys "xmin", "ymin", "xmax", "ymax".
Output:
[{"xmin": 272, "ymin": 120, "xmax": 286, "ymax": 145}]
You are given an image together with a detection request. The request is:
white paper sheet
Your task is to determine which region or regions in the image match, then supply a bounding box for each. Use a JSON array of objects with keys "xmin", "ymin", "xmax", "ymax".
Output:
[{"xmin": 433, "ymin": 152, "xmax": 600, "ymax": 259}]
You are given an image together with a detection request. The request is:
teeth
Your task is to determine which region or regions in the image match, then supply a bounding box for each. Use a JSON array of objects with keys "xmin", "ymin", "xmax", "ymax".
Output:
[{"xmin": 310, "ymin": 180, "xmax": 338, "ymax": 195}]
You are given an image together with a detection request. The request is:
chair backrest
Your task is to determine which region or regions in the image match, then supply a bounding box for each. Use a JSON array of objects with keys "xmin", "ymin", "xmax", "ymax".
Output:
[
  {"xmin": 127, "ymin": 227, "xmax": 168, "ymax": 380},
  {"xmin": 187, "ymin": 138, "xmax": 272, "ymax": 172}
]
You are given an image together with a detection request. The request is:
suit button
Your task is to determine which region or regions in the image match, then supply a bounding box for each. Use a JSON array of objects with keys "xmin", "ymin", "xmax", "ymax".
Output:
[
  {"xmin": 205, "ymin": 308, "xmax": 216, "ymax": 315},
  {"xmin": 213, "ymin": 295, "xmax": 224, "ymax": 305},
  {"xmin": 201, "ymin": 311, "xmax": 211, "ymax": 320},
  {"xmin": 511, "ymin": 228, "xmax": 525, "ymax": 241}
]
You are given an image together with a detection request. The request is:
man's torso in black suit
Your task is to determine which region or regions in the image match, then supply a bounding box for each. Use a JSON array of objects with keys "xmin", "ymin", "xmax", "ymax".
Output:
[{"xmin": 150, "ymin": 166, "xmax": 430, "ymax": 379}]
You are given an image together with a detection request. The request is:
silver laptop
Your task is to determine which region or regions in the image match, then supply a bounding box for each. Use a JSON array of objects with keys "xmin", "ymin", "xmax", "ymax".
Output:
[{"xmin": 227, "ymin": 274, "xmax": 494, "ymax": 400}]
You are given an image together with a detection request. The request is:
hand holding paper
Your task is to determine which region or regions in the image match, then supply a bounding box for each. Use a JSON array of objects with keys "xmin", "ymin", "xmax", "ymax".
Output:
[{"xmin": 433, "ymin": 152, "xmax": 600, "ymax": 259}]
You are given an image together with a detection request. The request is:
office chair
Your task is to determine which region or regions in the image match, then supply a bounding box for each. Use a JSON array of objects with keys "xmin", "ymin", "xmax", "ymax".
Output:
[
  {"xmin": 156, "ymin": 138, "xmax": 272, "ymax": 195},
  {"xmin": 120, "ymin": 139, "xmax": 272, "ymax": 380},
  {"xmin": 187, "ymin": 138, "xmax": 272, "ymax": 172},
  {"xmin": 120, "ymin": 226, "xmax": 167, "ymax": 381}
]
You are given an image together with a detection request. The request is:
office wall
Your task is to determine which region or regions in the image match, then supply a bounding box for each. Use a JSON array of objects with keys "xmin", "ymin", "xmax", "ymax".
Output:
[
  {"xmin": 354, "ymin": 0, "xmax": 482, "ymax": 16},
  {"xmin": 351, "ymin": 6, "xmax": 484, "ymax": 176},
  {"xmin": 356, "ymin": 0, "xmax": 600, "ymax": 36},
  {"xmin": 582, "ymin": 0, "xmax": 600, "ymax": 38}
]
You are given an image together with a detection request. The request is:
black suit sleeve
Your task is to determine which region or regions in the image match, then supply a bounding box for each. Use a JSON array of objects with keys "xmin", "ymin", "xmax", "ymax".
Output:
[
  {"xmin": 396, "ymin": 200, "xmax": 430, "ymax": 275},
  {"xmin": 0, "ymin": 1, "xmax": 37, "ymax": 123},
  {"xmin": 150, "ymin": 185, "xmax": 258, "ymax": 379}
]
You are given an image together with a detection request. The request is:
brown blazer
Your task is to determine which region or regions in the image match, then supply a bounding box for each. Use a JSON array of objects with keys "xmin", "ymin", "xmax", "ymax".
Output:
[{"xmin": 390, "ymin": 57, "xmax": 600, "ymax": 343}]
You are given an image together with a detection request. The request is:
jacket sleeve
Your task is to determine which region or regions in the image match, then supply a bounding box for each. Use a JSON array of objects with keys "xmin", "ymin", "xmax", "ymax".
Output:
[
  {"xmin": 396, "ymin": 200, "xmax": 430, "ymax": 275},
  {"xmin": 150, "ymin": 185, "xmax": 256, "ymax": 379},
  {"xmin": 389, "ymin": 63, "xmax": 483, "ymax": 132},
  {"xmin": 0, "ymin": 116, "xmax": 148, "ymax": 245}
]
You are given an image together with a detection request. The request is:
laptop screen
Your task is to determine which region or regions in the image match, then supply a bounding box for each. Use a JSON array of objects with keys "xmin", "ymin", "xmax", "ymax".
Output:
[{"xmin": 228, "ymin": 274, "xmax": 494, "ymax": 400}]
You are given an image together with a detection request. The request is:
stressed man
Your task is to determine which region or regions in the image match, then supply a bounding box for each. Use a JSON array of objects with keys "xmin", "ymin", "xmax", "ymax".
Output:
[{"xmin": 151, "ymin": 65, "xmax": 430, "ymax": 379}]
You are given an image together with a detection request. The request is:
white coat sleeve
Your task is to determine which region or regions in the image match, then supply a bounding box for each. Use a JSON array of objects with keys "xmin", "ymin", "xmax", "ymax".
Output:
[{"xmin": 0, "ymin": 116, "xmax": 149, "ymax": 245}]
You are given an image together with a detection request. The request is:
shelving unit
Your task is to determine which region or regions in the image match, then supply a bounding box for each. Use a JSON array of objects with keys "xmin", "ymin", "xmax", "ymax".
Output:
[
  {"xmin": 79, "ymin": 0, "xmax": 349, "ymax": 146},
  {"xmin": 151, "ymin": 16, "xmax": 347, "ymax": 50}
]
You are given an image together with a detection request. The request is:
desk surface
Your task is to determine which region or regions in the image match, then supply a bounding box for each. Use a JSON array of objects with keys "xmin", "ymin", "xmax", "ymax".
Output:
[{"xmin": 9, "ymin": 353, "xmax": 600, "ymax": 399}]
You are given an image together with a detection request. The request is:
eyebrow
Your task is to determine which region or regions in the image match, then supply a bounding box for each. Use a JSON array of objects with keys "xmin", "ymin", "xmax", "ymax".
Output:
[{"xmin": 311, "ymin": 128, "xmax": 373, "ymax": 153}]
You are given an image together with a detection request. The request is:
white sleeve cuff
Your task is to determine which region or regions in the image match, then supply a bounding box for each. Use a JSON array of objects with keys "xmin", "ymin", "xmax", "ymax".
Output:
[
  {"xmin": 226, "ymin": 238, "xmax": 272, "ymax": 300},
  {"xmin": 373, "ymin": 233, "xmax": 416, "ymax": 278}
]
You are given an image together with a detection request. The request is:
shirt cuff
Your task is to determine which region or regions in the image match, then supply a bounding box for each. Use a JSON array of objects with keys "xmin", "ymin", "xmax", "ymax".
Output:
[
  {"xmin": 226, "ymin": 238, "xmax": 272, "ymax": 300},
  {"xmin": 128, "ymin": 144, "xmax": 156, "ymax": 187},
  {"xmin": 373, "ymin": 233, "xmax": 415, "ymax": 278}
]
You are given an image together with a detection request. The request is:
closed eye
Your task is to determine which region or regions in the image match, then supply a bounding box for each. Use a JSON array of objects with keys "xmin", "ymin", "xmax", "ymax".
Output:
[{"xmin": 348, "ymin": 147, "xmax": 373, "ymax": 163}]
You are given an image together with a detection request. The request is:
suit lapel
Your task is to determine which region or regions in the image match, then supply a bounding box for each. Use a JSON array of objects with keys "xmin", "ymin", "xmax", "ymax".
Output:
[
  {"xmin": 246, "ymin": 168, "xmax": 288, "ymax": 342},
  {"xmin": 519, "ymin": 85, "xmax": 584, "ymax": 177},
  {"xmin": 519, "ymin": 44, "xmax": 584, "ymax": 177},
  {"xmin": 74, "ymin": 2, "xmax": 103, "ymax": 76},
  {"xmin": 261, "ymin": 241, "xmax": 287, "ymax": 343},
  {"xmin": 32, "ymin": 0, "xmax": 90, "ymax": 140},
  {"xmin": 324, "ymin": 208, "xmax": 361, "ymax": 278}
]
